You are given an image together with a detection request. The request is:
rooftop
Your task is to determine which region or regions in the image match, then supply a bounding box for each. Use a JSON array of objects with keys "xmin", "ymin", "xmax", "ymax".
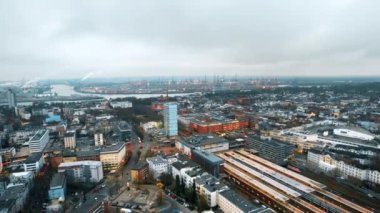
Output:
[
  {"xmin": 248, "ymin": 136, "xmax": 295, "ymax": 148},
  {"xmin": 30, "ymin": 129, "xmax": 48, "ymax": 141},
  {"xmin": 219, "ymin": 189, "xmax": 265, "ymax": 212},
  {"xmin": 24, "ymin": 152, "xmax": 43, "ymax": 164},
  {"xmin": 0, "ymin": 184, "xmax": 26, "ymax": 200},
  {"xmin": 64, "ymin": 132, "xmax": 75, "ymax": 137},
  {"xmin": 192, "ymin": 149, "xmax": 223, "ymax": 163},
  {"xmin": 183, "ymin": 135, "xmax": 228, "ymax": 147},
  {"xmin": 50, "ymin": 173, "xmax": 66, "ymax": 188},
  {"xmin": 185, "ymin": 167, "xmax": 203, "ymax": 177},
  {"xmin": 172, "ymin": 160, "xmax": 199, "ymax": 170},
  {"xmin": 195, "ymin": 173, "xmax": 227, "ymax": 192},
  {"xmin": 146, "ymin": 155, "xmax": 168, "ymax": 165},
  {"xmin": 131, "ymin": 162, "xmax": 148, "ymax": 170},
  {"xmin": 100, "ymin": 142, "xmax": 125, "ymax": 153},
  {"xmin": 58, "ymin": 160, "xmax": 102, "ymax": 168}
]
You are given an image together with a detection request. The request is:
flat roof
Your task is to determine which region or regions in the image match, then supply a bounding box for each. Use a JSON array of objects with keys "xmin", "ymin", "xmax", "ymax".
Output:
[
  {"xmin": 76, "ymin": 149, "xmax": 100, "ymax": 157},
  {"xmin": 100, "ymin": 142, "xmax": 125, "ymax": 153},
  {"xmin": 248, "ymin": 136, "xmax": 295, "ymax": 148},
  {"xmin": 30, "ymin": 129, "xmax": 48, "ymax": 141},
  {"xmin": 146, "ymin": 155, "xmax": 167, "ymax": 165},
  {"xmin": 183, "ymin": 135, "xmax": 228, "ymax": 147},
  {"xmin": 131, "ymin": 162, "xmax": 148, "ymax": 170},
  {"xmin": 24, "ymin": 152, "xmax": 43, "ymax": 164},
  {"xmin": 50, "ymin": 173, "xmax": 66, "ymax": 188},
  {"xmin": 59, "ymin": 160, "xmax": 102, "ymax": 167},
  {"xmin": 192, "ymin": 149, "xmax": 223, "ymax": 163},
  {"xmin": 219, "ymin": 189, "xmax": 266, "ymax": 212}
]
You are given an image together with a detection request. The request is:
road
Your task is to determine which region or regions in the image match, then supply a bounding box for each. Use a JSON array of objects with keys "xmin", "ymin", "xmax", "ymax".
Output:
[
  {"xmin": 121, "ymin": 130, "xmax": 152, "ymax": 184},
  {"xmin": 160, "ymin": 194, "xmax": 193, "ymax": 213}
]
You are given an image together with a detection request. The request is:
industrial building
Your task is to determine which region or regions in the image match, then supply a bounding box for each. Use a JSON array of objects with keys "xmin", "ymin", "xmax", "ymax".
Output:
[
  {"xmin": 218, "ymin": 149, "xmax": 372, "ymax": 213},
  {"xmin": 246, "ymin": 137, "xmax": 295, "ymax": 165}
]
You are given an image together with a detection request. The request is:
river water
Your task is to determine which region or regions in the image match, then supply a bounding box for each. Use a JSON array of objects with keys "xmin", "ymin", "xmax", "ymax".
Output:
[{"xmin": 51, "ymin": 84, "xmax": 197, "ymax": 99}]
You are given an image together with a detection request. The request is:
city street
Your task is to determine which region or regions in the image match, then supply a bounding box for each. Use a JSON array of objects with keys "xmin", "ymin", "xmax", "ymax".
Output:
[{"xmin": 160, "ymin": 194, "xmax": 194, "ymax": 213}]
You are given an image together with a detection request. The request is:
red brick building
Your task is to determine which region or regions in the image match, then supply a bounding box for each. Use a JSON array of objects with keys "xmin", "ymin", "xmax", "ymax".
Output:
[{"xmin": 189, "ymin": 119, "xmax": 249, "ymax": 134}]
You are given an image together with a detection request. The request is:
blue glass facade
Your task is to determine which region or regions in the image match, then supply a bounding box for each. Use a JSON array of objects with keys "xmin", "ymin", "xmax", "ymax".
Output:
[{"xmin": 164, "ymin": 103, "xmax": 178, "ymax": 137}]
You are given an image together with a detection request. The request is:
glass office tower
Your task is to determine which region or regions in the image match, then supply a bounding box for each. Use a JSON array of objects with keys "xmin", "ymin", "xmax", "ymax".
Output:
[{"xmin": 164, "ymin": 102, "xmax": 178, "ymax": 137}]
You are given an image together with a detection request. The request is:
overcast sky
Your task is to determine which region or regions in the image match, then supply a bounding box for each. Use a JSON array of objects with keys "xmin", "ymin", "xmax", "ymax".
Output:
[{"xmin": 0, "ymin": 0, "xmax": 379, "ymax": 81}]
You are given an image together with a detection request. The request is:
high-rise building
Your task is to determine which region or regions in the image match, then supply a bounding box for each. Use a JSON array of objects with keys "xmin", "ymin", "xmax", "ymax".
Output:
[
  {"xmin": 163, "ymin": 102, "xmax": 178, "ymax": 137},
  {"xmin": 7, "ymin": 89, "xmax": 16, "ymax": 109}
]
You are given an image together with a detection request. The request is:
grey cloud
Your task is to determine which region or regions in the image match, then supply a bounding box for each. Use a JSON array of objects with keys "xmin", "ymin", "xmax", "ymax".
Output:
[{"xmin": 0, "ymin": 0, "xmax": 380, "ymax": 80}]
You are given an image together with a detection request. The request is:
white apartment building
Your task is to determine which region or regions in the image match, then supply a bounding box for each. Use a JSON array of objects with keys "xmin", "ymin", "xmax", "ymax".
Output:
[
  {"xmin": 29, "ymin": 129, "xmax": 49, "ymax": 153},
  {"xmin": 195, "ymin": 173, "xmax": 228, "ymax": 208},
  {"xmin": 171, "ymin": 161, "xmax": 198, "ymax": 182},
  {"xmin": 182, "ymin": 167, "xmax": 204, "ymax": 188},
  {"xmin": 308, "ymin": 150, "xmax": 380, "ymax": 184},
  {"xmin": 146, "ymin": 155, "xmax": 169, "ymax": 179},
  {"xmin": 58, "ymin": 161, "xmax": 103, "ymax": 183},
  {"xmin": 23, "ymin": 152, "xmax": 45, "ymax": 173}
]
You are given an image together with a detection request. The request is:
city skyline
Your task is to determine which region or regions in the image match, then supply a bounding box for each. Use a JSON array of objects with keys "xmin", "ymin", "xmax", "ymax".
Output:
[{"xmin": 1, "ymin": 1, "xmax": 380, "ymax": 81}]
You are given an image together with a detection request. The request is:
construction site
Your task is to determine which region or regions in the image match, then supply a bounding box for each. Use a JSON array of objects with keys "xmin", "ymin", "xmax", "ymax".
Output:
[{"xmin": 217, "ymin": 149, "xmax": 373, "ymax": 213}]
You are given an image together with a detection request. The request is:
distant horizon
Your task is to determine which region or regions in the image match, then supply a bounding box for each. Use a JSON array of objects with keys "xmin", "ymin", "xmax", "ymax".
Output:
[{"xmin": 2, "ymin": 75, "xmax": 380, "ymax": 85}]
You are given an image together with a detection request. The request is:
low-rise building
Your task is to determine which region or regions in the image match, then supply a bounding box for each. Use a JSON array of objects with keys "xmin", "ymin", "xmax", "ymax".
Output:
[
  {"xmin": 130, "ymin": 162, "xmax": 148, "ymax": 183},
  {"xmin": 171, "ymin": 160, "xmax": 199, "ymax": 181},
  {"xmin": 191, "ymin": 149, "xmax": 223, "ymax": 178},
  {"xmin": 0, "ymin": 183, "xmax": 29, "ymax": 213},
  {"xmin": 308, "ymin": 149, "xmax": 380, "ymax": 184},
  {"xmin": 176, "ymin": 135, "xmax": 229, "ymax": 156},
  {"xmin": 64, "ymin": 132, "xmax": 76, "ymax": 149},
  {"xmin": 48, "ymin": 173, "xmax": 67, "ymax": 201},
  {"xmin": 247, "ymin": 136, "xmax": 295, "ymax": 165},
  {"xmin": 146, "ymin": 155, "xmax": 169, "ymax": 179},
  {"xmin": 100, "ymin": 142, "xmax": 126, "ymax": 171},
  {"xmin": 9, "ymin": 172, "xmax": 33, "ymax": 186},
  {"xmin": 217, "ymin": 189, "xmax": 272, "ymax": 213},
  {"xmin": 58, "ymin": 161, "xmax": 103, "ymax": 183},
  {"xmin": 195, "ymin": 173, "xmax": 228, "ymax": 208},
  {"xmin": 23, "ymin": 152, "xmax": 45, "ymax": 173},
  {"xmin": 94, "ymin": 131, "xmax": 104, "ymax": 146},
  {"xmin": 110, "ymin": 101, "xmax": 132, "ymax": 109},
  {"xmin": 182, "ymin": 167, "xmax": 204, "ymax": 188}
]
